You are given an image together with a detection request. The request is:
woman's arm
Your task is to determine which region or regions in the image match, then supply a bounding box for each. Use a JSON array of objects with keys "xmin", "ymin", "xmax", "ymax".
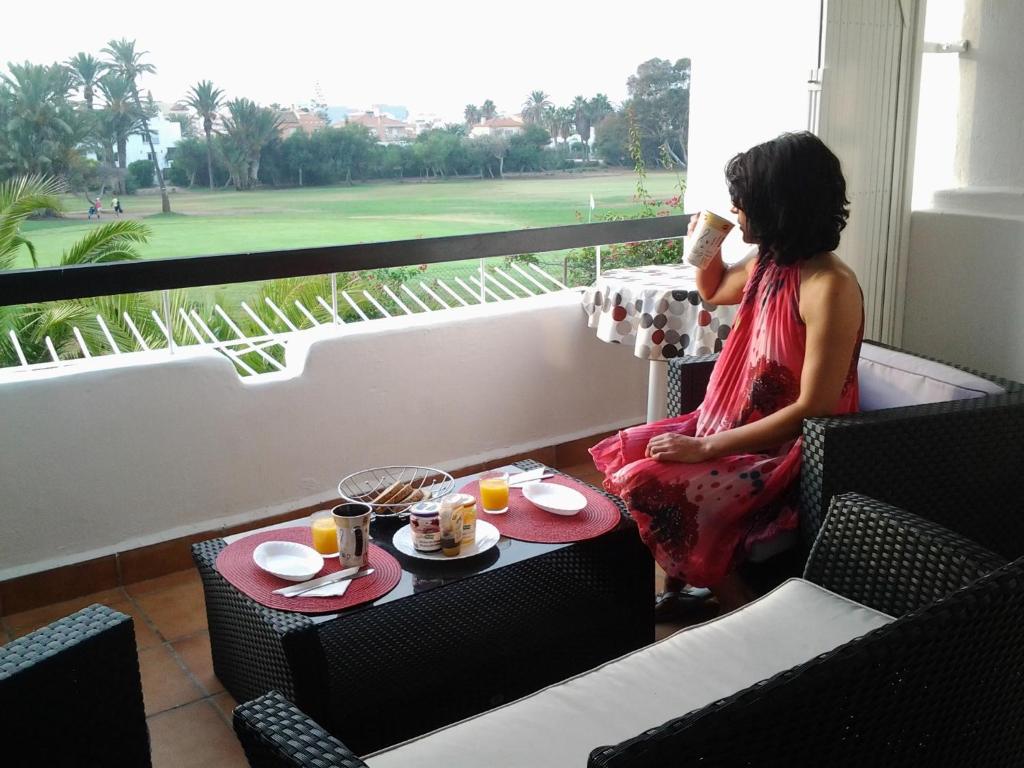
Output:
[
  {"xmin": 695, "ymin": 250, "xmax": 757, "ymax": 306},
  {"xmin": 647, "ymin": 263, "xmax": 863, "ymax": 462},
  {"xmin": 688, "ymin": 214, "xmax": 756, "ymax": 306}
]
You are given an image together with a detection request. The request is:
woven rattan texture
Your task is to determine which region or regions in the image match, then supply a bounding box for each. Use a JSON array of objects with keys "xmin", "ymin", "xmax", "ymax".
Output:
[
  {"xmin": 591, "ymin": 501, "xmax": 1024, "ymax": 767},
  {"xmin": 235, "ymin": 690, "xmax": 367, "ymax": 768},
  {"xmin": 457, "ymin": 474, "xmax": 621, "ymax": 543},
  {"xmin": 0, "ymin": 605, "xmax": 151, "ymax": 767},
  {"xmin": 202, "ymin": 460, "xmax": 652, "ymax": 754},
  {"xmin": 316, "ymin": 517, "xmax": 652, "ymax": 754},
  {"xmin": 804, "ymin": 493, "xmax": 1007, "ymax": 616},
  {"xmin": 666, "ymin": 352, "xmax": 718, "ymax": 417},
  {"xmin": 194, "ymin": 539, "xmax": 316, "ymax": 707},
  {"xmin": 668, "ymin": 344, "xmax": 1024, "ymax": 560}
]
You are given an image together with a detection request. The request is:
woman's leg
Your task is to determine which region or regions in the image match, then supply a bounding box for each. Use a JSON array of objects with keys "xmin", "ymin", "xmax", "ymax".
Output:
[{"xmin": 709, "ymin": 572, "xmax": 756, "ymax": 613}]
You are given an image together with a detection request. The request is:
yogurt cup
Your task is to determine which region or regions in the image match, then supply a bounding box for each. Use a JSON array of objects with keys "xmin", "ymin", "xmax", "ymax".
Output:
[{"xmin": 685, "ymin": 211, "xmax": 735, "ymax": 268}]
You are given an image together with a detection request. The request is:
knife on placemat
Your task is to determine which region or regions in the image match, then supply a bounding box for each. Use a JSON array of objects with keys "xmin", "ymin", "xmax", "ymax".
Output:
[{"xmin": 273, "ymin": 566, "xmax": 373, "ymax": 597}]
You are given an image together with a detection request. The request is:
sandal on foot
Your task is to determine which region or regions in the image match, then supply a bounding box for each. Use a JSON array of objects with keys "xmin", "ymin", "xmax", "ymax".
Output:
[{"xmin": 654, "ymin": 586, "xmax": 715, "ymax": 622}]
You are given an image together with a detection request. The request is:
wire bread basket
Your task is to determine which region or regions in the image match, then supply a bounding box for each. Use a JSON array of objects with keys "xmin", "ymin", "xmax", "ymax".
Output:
[{"xmin": 338, "ymin": 465, "xmax": 455, "ymax": 519}]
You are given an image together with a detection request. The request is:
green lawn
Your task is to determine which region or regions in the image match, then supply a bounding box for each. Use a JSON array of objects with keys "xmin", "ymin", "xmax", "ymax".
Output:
[{"xmin": 19, "ymin": 171, "xmax": 686, "ymax": 268}]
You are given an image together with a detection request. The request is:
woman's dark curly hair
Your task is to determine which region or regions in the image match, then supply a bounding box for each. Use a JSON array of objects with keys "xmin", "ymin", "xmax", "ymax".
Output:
[{"xmin": 725, "ymin": 132, "xmax": 850, "ymax": 266}]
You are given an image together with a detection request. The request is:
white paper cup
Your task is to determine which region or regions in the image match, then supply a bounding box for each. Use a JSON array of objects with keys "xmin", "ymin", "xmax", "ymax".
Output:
[{"xmin": 685, "ymin": 211, "xmax": 735, "ymax": 268}]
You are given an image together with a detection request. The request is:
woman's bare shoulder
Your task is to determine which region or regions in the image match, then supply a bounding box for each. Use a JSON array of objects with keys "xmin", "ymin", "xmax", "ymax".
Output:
[
  {"xmin": 800, "ymin": 253, "xmax": 862, "ymax": 318},
  {"xmin": 802, "ymin": 252, "xmax": 860, "ymax": 291}
]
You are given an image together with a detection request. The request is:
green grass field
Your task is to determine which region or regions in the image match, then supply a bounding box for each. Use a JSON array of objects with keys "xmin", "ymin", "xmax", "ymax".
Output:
[{"xmin": 19, "ymin": 170, "xmax": 685, "ymax": 268}]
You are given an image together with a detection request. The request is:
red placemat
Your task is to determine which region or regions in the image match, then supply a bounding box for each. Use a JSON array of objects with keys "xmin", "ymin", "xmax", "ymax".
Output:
[
  {"xmin": 215, "ymin": 527, "xmax": 402, "ymax": 614},
  {"xmin": 458, "ymin": 475, "xmax": 622, "ymax": 543}
]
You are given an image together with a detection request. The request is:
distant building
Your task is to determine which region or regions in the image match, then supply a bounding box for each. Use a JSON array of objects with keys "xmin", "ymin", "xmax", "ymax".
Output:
[
  {"xmin": 409, "ymin": 112, "xmax": 445, "ymax": 134},
  {"xmin": 345, "ymin": 110, "xmax": 415, "ymax": 144},
  {"xmin": 469, "ymin": 116, "xmax": 526, "ymax": 139},
  {"xmin": 121, "ymin": 113, "xmax": 182, "ymax": 175},
  {"xmin": 277, "ymin": 108, "xmax": 327, "ymax": 139}
]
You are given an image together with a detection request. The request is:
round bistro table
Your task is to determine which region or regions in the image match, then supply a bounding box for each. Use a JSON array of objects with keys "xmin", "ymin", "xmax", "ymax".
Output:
[{"xmin": 581, "ymin": 263, "xmax": 738, "ymax": 422}]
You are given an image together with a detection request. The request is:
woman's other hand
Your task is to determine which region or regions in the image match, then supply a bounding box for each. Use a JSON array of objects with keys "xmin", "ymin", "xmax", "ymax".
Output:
[{"xmin": 645, "ymin": 433, "xmax": 710, "ymax": 463}]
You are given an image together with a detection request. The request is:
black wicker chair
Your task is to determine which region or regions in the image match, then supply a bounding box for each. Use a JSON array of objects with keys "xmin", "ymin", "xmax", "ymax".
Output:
[
  {"xmin": 668, "ymin": 341, "xmax": 1024, "ymax": 559},
  {"xmin": 233, "ymin": 493, "xmax": 1024, "ymax": 767},
  {"xmin": 0, "ymin": 604, "xmax": 151, "ymax": 768}
]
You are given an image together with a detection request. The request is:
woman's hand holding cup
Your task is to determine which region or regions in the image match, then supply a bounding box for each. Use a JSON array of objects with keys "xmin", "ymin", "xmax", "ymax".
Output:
[{"xmin": 685, "ymin": 211, "xmax": 734, "ymax": 269}]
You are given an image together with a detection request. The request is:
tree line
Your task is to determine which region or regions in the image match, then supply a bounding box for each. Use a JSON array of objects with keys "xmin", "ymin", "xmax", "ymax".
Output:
[{"xmin": 1, "ymin": 43, "xmax": 689, "ymax": 198}]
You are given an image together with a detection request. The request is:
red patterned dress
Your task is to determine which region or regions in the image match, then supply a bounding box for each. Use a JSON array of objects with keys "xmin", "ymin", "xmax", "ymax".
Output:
[{"xmin": 591, "ymin": 256, "xmax": 861, "ymax": 587}]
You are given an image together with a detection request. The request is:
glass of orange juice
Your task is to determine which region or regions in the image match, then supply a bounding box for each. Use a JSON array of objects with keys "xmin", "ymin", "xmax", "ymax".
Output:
[
  {"xmin": 479, "ymin": 470, "xmax": 510, "ymax": 514},
  {"xmin": 310, "ymin": 511, "xmax": 339, "ymax": 555}
]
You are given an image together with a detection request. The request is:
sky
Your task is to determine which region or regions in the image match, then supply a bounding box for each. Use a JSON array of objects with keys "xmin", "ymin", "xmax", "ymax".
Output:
[{"xmin": 2, "ymin": 0, "xmax": 702, "ymax": 122}]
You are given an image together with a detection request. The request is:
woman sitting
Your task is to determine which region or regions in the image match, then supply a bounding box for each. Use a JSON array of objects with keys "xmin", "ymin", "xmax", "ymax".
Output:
[{"xmin": 591, "ymin": 131, "xmax": 863, "ymax": 616}]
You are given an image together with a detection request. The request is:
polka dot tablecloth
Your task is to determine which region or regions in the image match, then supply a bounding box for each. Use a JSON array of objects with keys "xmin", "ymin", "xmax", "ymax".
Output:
[{"xmin": 581, "ymin": 264, "xmax": 737, "ymax": 361}]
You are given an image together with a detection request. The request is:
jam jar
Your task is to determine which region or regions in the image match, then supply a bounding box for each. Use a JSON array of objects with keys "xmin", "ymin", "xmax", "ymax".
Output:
[{"xmin": 409, "ymin": 501, "xmax": 442, "ymax": 553}]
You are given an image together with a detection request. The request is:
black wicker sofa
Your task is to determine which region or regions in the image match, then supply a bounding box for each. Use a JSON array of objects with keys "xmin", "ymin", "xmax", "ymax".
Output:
[
  {"xmin": 233, "ymin": 493, "xmax": 1024, "ymax": 767},
  {"xmin": 0, "ymin": 604, "xmax": 151, "ymax": 767},
  {"xmin": 669, "ymin": 341, "xmax": 1024, "ymax": 559}
]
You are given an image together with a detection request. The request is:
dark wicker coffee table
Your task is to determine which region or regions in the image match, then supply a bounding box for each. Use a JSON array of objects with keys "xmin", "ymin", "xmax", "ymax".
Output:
[{"xmin": 192, "ymin": 460, "xmax": 653, "ymax": 755}]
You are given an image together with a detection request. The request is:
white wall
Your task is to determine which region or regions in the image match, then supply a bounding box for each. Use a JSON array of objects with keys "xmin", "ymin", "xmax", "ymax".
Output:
[
  {"xmin": 904, "ymin": 210, "xmax": 1024, "ymax": 380},
  {"xmin": 903, "ymin": 0, "xmax": 1024, "ymax": 380},
  {"xmin": 684, "ymin": 0, "xmax": 820, "ymax": 263},
  {"xmin": 0, "ymin": 293, "xmax": 647, "ymax": 580},
  {"xmin": 124, "ymin": 114, "xmax": 182, "ymax": 170}
]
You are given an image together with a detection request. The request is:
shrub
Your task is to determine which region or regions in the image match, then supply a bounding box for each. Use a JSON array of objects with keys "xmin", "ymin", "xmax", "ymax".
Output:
[
  {"xmin": 167, "ymin": 164, "xmax": 190, "ymax": 187},
  {"xmin": 128, "ymin": 159, "xmax": 155, "ymax": 189}
]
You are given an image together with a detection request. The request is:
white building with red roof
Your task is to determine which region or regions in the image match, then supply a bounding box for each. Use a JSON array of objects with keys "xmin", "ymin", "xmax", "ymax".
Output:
[
  {"xmin": 469, "ymin": 116, "xmax": 526, "ymax": 139},
  {"xmin": 345, "ymin": 111, "xmax": 416, "ymax": 144}
]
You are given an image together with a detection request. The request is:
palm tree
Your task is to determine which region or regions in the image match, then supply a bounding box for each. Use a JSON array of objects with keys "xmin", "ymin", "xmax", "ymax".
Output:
[
  {"xmin": 102, "ymin": 38, "xmax": 171, "ymax": 213},
  {"xmin": 0, "ymin": 62, "xmax": 76, "ymax": 176},
  {"xmin": 66, "ymin": 53, "xmax": 106, "ymax": 110},
  {"xmin": 97, "ymin": 73, "xmax": 144, "ymax": 193},
  {"xmin": 464, "ymin": 104, "xmax": 481, "ymax": 128},
  {"xmin": 572, "ymin": 96, "xmax": 592, "ymax": 159},
  {"xmin": 521, "ymin": 91, "xmax": 551, "ymax": 125},
  {"xmin": 184, "ymin": 80, "xmax": 225, "ymax": 191},
  {"xmin": 555, "ymin": 106, "xmax": 575, "ymax": 147},
  {"xmin": 542, "ymin": 105, "xmax": 559, "ymax": 146},
  {"xmin": 480, "ymin": 99, "xmax": 497, "ymax": 121},
  {"xmin": 220, "ymin": 99, "xmax": 282, "ymax": 190},
  {"xmin": 0, "ymin": 175, "xmax": 62, "ymax": 268},
  {"xmin": 589, "ymin": 93, "xmax": 614, "ymax": 123},
  {"xmin": 0, "ymin": 175, "xmax": 153, "ymax": 366}
]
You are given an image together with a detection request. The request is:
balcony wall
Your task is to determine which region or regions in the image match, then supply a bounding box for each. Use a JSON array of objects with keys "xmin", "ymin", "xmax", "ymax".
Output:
[
  {"xmin": 903, "ymin": 208, "xmax": 1024, "ymax": 381},
  {"xmin": 0, "ymin": 292, "xmax": 647, "ymax": 580}
]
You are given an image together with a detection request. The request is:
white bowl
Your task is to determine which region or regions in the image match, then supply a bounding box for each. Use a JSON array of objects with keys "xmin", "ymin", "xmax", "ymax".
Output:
[
  {"xmin": 253, "ymin": 541, "xmax": 325, "ymax": 582},
  {"xmin": 523, "ymin": 482, "xmax": 587, "ymax": 516}
]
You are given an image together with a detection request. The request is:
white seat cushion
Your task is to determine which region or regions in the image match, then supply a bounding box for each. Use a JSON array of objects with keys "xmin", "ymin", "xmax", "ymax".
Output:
[
  {"xmin": 365, "ymin": 579, "xmax": 893, "ymax": 768},
  {"xmin": 858, "ymin": 343, "xmax": 1004, "ymax": 412}
]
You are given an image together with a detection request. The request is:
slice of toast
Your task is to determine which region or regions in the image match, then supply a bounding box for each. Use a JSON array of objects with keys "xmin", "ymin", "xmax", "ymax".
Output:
[{"xmin": 373, "ymin": 481, "xmax": 410, "ymax": 506}]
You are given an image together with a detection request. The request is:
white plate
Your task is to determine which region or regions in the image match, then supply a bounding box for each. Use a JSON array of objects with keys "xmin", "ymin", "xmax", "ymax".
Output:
[
  {"xmin": 392, "ymin": 520, "xmax": 501, "ymax": 561},
  {"xmin": 523, "ymin": 482, "xmax": 587, "ymax": 516},
  {"xmin": 253, "ymin": 541, "xmax": 325, "ymax": 582}
]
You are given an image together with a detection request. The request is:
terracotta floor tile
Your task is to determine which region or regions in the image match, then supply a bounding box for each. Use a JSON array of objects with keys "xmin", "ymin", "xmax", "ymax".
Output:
[
  {"xmin": 560, "ymin": 462, "xmax": 604, "ymax": 486},
  {"xmin": 139, "ymin": 644, "xmax": 205, "ymax": 716},
  {"xmin": 173, "ymin": 631, "xmax": 223, "ymax": 695},
  {"xmin": 4, "ymin": 587, "xmax": 128, "ymax": 635},
  {"xmin": 211, "ymin": 691, "xmax": 239, "ymax": 723},
  {"xmin": 134, "ymin": 581, "xmax": 207, "ymax": 642},
  {"xmin": 126, "ymin": 568, "xmax": 201, "ymax": 597},
  {"xmin": 107, "ymin": 599, "xmax": 163, "ymax": 650},
  {"xmin": 655, "ymin": 621, "xmax": 689, "ymax": 642},
  {"xmin": 148, "ymin": 700, "xmax": 248, "ymax": 768}
]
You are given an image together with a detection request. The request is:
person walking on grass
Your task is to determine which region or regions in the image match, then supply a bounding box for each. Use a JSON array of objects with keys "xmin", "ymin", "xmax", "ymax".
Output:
[
  {"xmin": 113, "ymin": 196, "xmax": 123, "ymax": 217},
  {"xmin": 94, "ymin": 197, "xmax": 103, "ymax": 219}
]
